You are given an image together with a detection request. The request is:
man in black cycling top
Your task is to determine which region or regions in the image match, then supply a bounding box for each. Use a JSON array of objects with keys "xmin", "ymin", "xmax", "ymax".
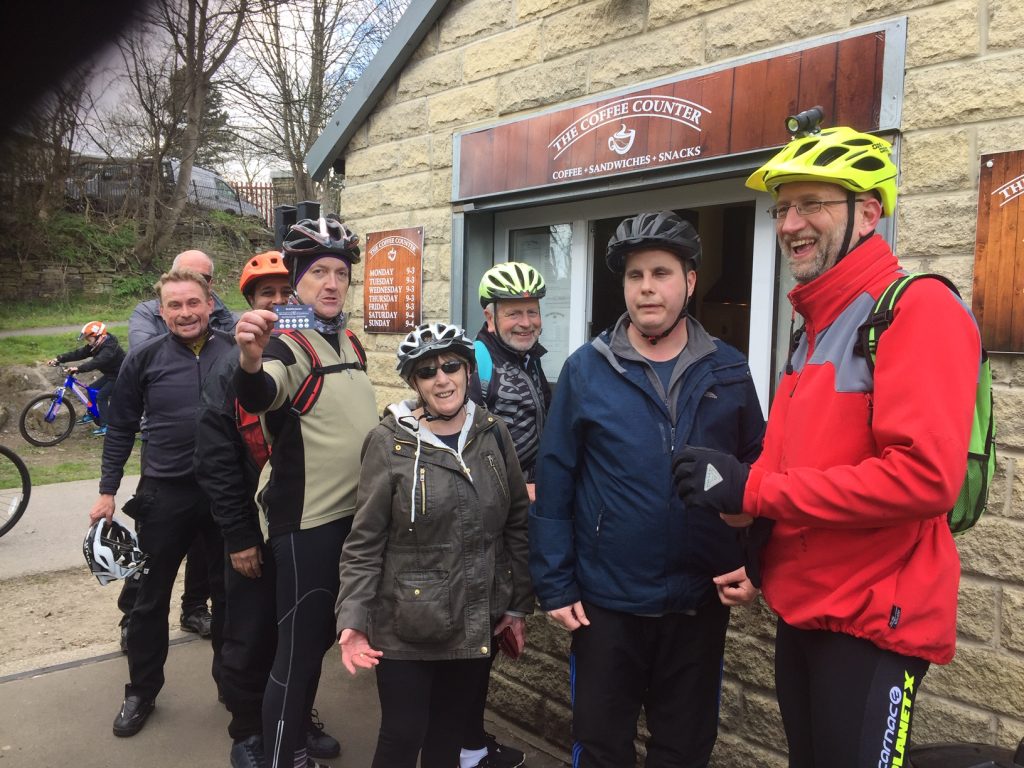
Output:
[
  {"xmin": 234, "ymin": 216, "xmax": 377, "ymax": 768},
  {"xmin": 89, "ymin": 268, "xmax": 231, "ymax": 738},
  {"xmin": 461, "ymin": 261, "xmax": 550, "ymax": 768},
  {"xmin": 195, "ymin": 251, "xmax": 342, "ymax": 768}
]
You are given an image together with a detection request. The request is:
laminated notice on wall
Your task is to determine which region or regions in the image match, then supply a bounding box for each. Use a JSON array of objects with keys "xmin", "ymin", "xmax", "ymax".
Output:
[{"xmin": 363, "ymin": 227, "xmax": 423, "ymax": 334}]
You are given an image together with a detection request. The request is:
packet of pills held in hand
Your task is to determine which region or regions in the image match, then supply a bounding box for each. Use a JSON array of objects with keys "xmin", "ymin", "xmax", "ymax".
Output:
[{"xmin": 273, "ymin": 304, "xmax": 315, "ymax": 331}]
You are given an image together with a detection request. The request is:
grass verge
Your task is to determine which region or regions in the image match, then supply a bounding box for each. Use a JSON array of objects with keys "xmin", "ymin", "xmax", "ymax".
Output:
[{"xmin": 0, "ymin": 328, "xmax": 128, "ymax": 367}]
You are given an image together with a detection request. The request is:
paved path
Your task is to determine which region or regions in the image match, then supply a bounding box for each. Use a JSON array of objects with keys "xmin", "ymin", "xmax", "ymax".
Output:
[
  {"xmin": 0, "ymin": 475, "xmax": 570, "ymax": 767},
  {"xmin": 0, "ymin": 322, "xmax": 128, "ymax": 339}
]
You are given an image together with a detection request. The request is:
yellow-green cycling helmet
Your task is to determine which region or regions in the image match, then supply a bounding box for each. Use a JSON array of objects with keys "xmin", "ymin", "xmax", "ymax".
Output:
[
  {"xmin": 478, "ymin": 262, "xmax": 546, "ymax": 308},
  {"xmin": 745, "ymin": 127, "xmax": 898, "ymax": 217}
]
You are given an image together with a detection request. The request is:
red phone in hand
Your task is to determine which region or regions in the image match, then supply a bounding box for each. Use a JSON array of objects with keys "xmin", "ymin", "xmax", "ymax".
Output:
[{"xmin": 497, "ymin": 625, "xmax": 522, "ymax": 660}]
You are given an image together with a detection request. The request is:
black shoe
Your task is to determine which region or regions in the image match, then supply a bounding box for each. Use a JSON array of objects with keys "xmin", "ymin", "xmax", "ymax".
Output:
[
  {"xmin": 180, "ymin": 607, "xmax": 212, "ymax": 637},
  {"xmin": 478, "ymin": 733, "xmax": 525, "ymax": 768},
  {"xmin": 112, "ymin": 695, "xmax": 155, "ymax": 737},
  {"xmin": 306, "ymin": 708, "xmax": 341, "ymax": 759},
  {"xmin": 119, "ymin": 624, "xmax": 128, "ymax": 655},
  {"xmin": 230, "ymin": 735, "xmax": 265, "ymax": 768}
]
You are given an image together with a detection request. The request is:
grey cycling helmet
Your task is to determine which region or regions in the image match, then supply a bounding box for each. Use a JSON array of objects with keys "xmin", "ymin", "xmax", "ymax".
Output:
[
  {"xmin": 83, "ymin": 519, "xmax": 148, "ymax": 586},
  {"xmin": 478, "ymin": 262, "xmax": 547, "ymax": 308},
  {"xmin": 606, "ymin": 211, "xmax": 701, "ymax": 272},
  {"xmin": 396, "ymin": 322, "xmax": 476, "ymax": 381}
]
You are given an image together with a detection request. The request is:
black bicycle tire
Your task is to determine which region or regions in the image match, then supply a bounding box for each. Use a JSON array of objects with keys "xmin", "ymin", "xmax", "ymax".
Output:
[
  {"xmin": 19, "ymin": 394, "xmax": 77, "ymax": 447},
  {"xmin": 0, "ymin": 445, "xmax": 31, "ymax": 538}
]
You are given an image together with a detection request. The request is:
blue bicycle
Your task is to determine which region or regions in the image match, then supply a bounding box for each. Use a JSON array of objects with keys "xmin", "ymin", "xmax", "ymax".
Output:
[{"xmin": 19, "ymin": 367, "xmax": 101, "ymax": 446}]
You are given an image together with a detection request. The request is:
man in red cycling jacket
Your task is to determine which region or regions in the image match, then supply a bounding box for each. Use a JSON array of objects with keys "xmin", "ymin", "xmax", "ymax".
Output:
[{"xmin": 673, "ymin": 126, "xmax": 981, "ymax": 768}]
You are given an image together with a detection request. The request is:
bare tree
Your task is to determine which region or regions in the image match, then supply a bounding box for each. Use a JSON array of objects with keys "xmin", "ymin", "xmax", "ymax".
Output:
[
  {"xmin": 126, "ymin": 0, "xmax": 248, "ymax": 263},
  {"xmin": 225, "ymin": 0, "xmax": 407, "ymax": 204}
]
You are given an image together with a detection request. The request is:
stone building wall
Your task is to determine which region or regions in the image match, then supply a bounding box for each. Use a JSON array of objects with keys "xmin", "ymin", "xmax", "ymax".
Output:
[{"xmin": 337, "ymin": 0, "xmax": 1024, "ymax": 763}]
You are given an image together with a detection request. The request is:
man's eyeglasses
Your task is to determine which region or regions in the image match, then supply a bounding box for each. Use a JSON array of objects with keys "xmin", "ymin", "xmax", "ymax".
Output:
[
  {"xmin": 767, "ymin": 198, "xmax": 868, "ymax": 219},
  {"xmin": 200, "ymin": 273, "xmax": 213, "ymax": 283},
  {"xmin": 414, "ymin": 360, "xmax": 464, "ymax": 380}
]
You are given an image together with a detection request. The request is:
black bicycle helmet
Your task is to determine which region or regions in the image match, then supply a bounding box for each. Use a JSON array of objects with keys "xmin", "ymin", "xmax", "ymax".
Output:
[
  {"xmin": 606, "ymin": 211, "xmax": 701, "ymax": 273},
  {"xmin": 282, "ymin": 216, "xmax": 361, "ymax": 263}
]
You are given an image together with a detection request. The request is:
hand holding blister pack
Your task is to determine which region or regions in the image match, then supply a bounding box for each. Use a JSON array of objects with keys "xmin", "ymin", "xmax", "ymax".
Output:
[{"xmin": 273, "ymin": 304, "xmax": 315, "ymax": 331}]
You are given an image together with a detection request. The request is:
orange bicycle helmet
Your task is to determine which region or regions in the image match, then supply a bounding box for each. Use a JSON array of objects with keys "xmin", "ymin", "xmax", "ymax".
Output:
[
  {"xmin": 239, "ymin": 251, "xmax": 290, "ymax": 297},
  {"xmin": 79, "ymin": 321, "xmax": 107, "ymax": 340}
]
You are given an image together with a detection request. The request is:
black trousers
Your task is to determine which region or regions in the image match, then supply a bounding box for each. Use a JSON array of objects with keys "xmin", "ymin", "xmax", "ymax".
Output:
[
  {"xmin": 569, "ymin": 600, "xmax": 730, "ymax": 768},
  {"xmin": 373, "ymin": 657, "xmax": 491, "ymax": 768},
  {"xmin": 263, "ymin": 518, "xmax": 350, "ymax": 767},
  {"xmin": 220, "ymin": 540, "xmax": 278, "ymax": 741},
  {"xmin": 123, "ymin": 476, "xmax": 225, "ymax": 701},
  {"xmin": 92, "ymin": 376, "xmax": 114, "ymax": 426},
  {"xmin": 774, "ymin": 618, "xmax": 930, "ymax": 768},
  {"xmin": 118, "ymin": 538, "xmax": 211, "ymax": 623}
]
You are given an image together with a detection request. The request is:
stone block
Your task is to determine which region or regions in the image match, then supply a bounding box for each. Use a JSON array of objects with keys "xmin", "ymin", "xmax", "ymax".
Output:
[
  {"xmin": 984, "ymin": 454, "xmax": 1010, "ymax": 517},
  {"xmin": 367, "ymin": 98, "xmax": 429, "ymax": 145},
  {"xmin": 528, "ymin": 611, "xmax": 573, "ymax": 657},
  {"xmin": 463, "ymin": 25, "xmax": 543, "ymax": 82},
  {"xmin": 723, "ymin": 631, "xmax": 775, "ymax": 689},
  {"xmin": 956, "ymin": 579, "xmax": 998, "ymax": 643},
  {"xmin": 905, "ymin": 1, "xmax": 979, "ymax": 68},
  {"xmin": 992, "ymin": 388, "xmax": 1024, "ymax": 452},
  {"xmin": 421, "ymin": 280, "xmax": 452, "ymax": 317},
  {"xmin": 339, "ymin": 181, "xmax": 382, "ymax": 221},
  {"xmin": 997, "ymin": 717, "xmax": 1024, "ymax": 749},
  {"xmin": 649, "ymin": 0, "xmax": 735, "ymax": 29},
  {"xmin": 705, "ymin": 1, "xmax": 843, "ymax": 62},
  {"xmin": 895, "ymin": 192, "xmax": 978, "ymax": 260},
  {"xmin": 430, "ymin": 170, "xmax": 454, "ymax": 207},
  {"xmin": 438, "ymin": 0, "xmax": 513, "ymax": 51},
  {"xmin": 431, "ymin": 131, "xmax": 455, "ymax": 169},
  {"xmin": 427, "ymin": 80, "xmax": 499, "ymax": 131},
  {"xmin": 957, "ymin": 517, "xmax": 1024, "ymax": 586},
  {"xmin": 726, "ymin": 594, "xmax": 777, "ymax": 639},
  {"xmin": 743, "ymin": 689, "xmax": 786, "ymax": 751},
  {"xmin": 541, "ymin": 0, "xmax": 647, "ymax": 59},
  {"xmin": 912, "ymin": 692, "xmax": 996, "ymax": 744},
  {"xmin": 589, "ymin": 18, "xmax": 704, "ymax": 93},
  {"xmin": 1002, "ymin": 586, "xmax": 1024, "ymax": 654},
  {"xmin": 497, "ymin": 54, "xmax": 588, "ymax": 115},
  {"xmin": 487, "ymin": 675, "xmax": 553, "ymax": 734},
  {"xmin": 903, "ymin": 58, "xmax": 1024, "ymax": 131},
  {"xmin": 372, "ymin": 385, "xmax": 407, "ymax": 413},
  {"xmin": 517, "ymin": 0, "xmax": 584, "ymax": 22},
  {"xmin": 344, "ymin": 135, "xmax": 432, "ymax": 183},
  {"xmin": 719, "ymin": 679, "xmax": 743, "ymax": 732},
  {"xmin": 989, "ymin": 0, "xmax": 1024, "ymax": 51},
  {"xmin": 977, "ymin": 118, "xmax": 1024, "ymax": 158},
  {"xmin": 900, "ymin": 129, "xmax": 971, "ymax": 195},
  {"xmin": 990, "ymin": 354, "xmax": 1024, "ymax": 388},
  {"xmin": 926, "ymin": 645, "xmax": 1024, "ymax": 718},
  {"xmin": 397, "ymin": 48, "xmax": 465, "ymax": 101},
  {"xmin": 1011, "ymin": 461, "xmax": 1024, "ymax": 520},
  {"xmin": 409, "ymin": 26, "xmax": 438, "ymax": 63},
  {"xmin": 497, "ymin": 646, "xmax": 570, "ymax": 702},
  {"xmin": 413, "ymin": 206, "xmax": 453, "ymax": 247},
  {"xmin": 851, "ymin": 0, "xmax": 937, "ymax": 23},
  {"xmin": 371, "ymin": 173, "xmax": 434, "ymax": 214}
]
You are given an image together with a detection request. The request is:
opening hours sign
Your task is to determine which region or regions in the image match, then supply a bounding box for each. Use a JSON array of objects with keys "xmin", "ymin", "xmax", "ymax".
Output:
[{"xmin": 363, "ymin": 227, "xmax": 423, "ymax": 334}]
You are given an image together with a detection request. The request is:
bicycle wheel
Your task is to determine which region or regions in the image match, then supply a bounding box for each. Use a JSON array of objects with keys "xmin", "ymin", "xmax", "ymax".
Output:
[
  {"xmin": 0, "ymin": 445, "xmax": 31, "ymax": 538},
  {"xmin": 19, "ymin": 394, "xmax": 77, "ymax": 447}
]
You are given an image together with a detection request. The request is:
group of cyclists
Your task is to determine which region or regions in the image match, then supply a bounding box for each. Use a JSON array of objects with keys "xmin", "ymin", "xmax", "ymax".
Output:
[{"xmin": 76, "ymin": 122, "xmax": 981, "ymax": 768}]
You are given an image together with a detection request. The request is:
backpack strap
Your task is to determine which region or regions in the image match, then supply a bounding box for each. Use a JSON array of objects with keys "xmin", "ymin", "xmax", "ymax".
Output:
[
  {"xmin": 474, "ymin": 339, "xmax": 493, "ymax": 389},
  {"xmin": 858, "ymin": 273, "xmax": 961, "ymax": 373},
  {"xmin": 275, "ymin": 329, "xmax": 365, "ymax": 416}
]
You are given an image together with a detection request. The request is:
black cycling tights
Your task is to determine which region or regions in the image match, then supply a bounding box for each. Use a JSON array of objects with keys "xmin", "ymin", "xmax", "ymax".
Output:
[
  {"xmin": 775, "ymin": 618, "xmax": 930, "ymax": 768},
  {"xmin": 262, "ymin": 517, "xmax": 351, "ymax": 768}
]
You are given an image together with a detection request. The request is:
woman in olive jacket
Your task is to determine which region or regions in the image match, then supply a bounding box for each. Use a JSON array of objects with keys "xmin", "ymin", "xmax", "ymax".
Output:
[{"xmin": 335, "ymin": 323, "xmax": 532, "ymax": 768}]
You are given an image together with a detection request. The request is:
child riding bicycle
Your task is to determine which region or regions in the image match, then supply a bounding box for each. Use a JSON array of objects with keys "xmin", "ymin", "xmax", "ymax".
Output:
[{"xmin": 48, "ymin": 321, "xmax": 126, "ymax": 435}]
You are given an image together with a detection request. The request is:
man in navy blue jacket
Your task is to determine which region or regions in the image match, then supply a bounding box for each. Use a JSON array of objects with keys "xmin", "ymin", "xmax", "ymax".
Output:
[{"xmin": 530, "ymin": 211, "xmax": 765, "ymax": 768}]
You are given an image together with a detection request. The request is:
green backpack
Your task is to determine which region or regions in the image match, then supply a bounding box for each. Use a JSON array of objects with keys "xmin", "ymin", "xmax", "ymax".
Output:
[{"xmin": 859, "ymin": 273, "xmax": 996, "ymax": 535}]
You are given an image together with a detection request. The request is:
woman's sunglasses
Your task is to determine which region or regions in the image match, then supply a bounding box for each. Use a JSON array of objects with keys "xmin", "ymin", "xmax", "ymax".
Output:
[{"xmin": 414, "ymin": 360, "xmax": 464, "ymax": 380}]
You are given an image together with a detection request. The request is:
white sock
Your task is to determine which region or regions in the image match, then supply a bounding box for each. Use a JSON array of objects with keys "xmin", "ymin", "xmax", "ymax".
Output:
[{"xmin": 460, "ymin": 746, "xmax": 488, "ymax": 768}]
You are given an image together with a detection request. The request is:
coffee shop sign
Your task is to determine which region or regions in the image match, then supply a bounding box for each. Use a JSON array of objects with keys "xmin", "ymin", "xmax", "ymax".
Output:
[{"xmin": 549, "ymin": 95, "xmax": 709, "ymax": 159}]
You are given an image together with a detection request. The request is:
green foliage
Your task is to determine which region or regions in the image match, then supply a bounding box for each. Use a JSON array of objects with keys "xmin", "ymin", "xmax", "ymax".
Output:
[
  {"xmin": 45, "ymin": 212, "xmax": 136, "ymax": 267},
  {"xmin": 112, "ymin": 273, "xmax": 160, "ymax": 300}
]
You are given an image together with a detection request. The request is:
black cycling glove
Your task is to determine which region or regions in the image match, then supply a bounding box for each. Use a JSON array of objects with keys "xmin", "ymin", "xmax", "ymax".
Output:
[{"xmin": 672, "ymin": 445, "xmax": 749, "ymax": 514}]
